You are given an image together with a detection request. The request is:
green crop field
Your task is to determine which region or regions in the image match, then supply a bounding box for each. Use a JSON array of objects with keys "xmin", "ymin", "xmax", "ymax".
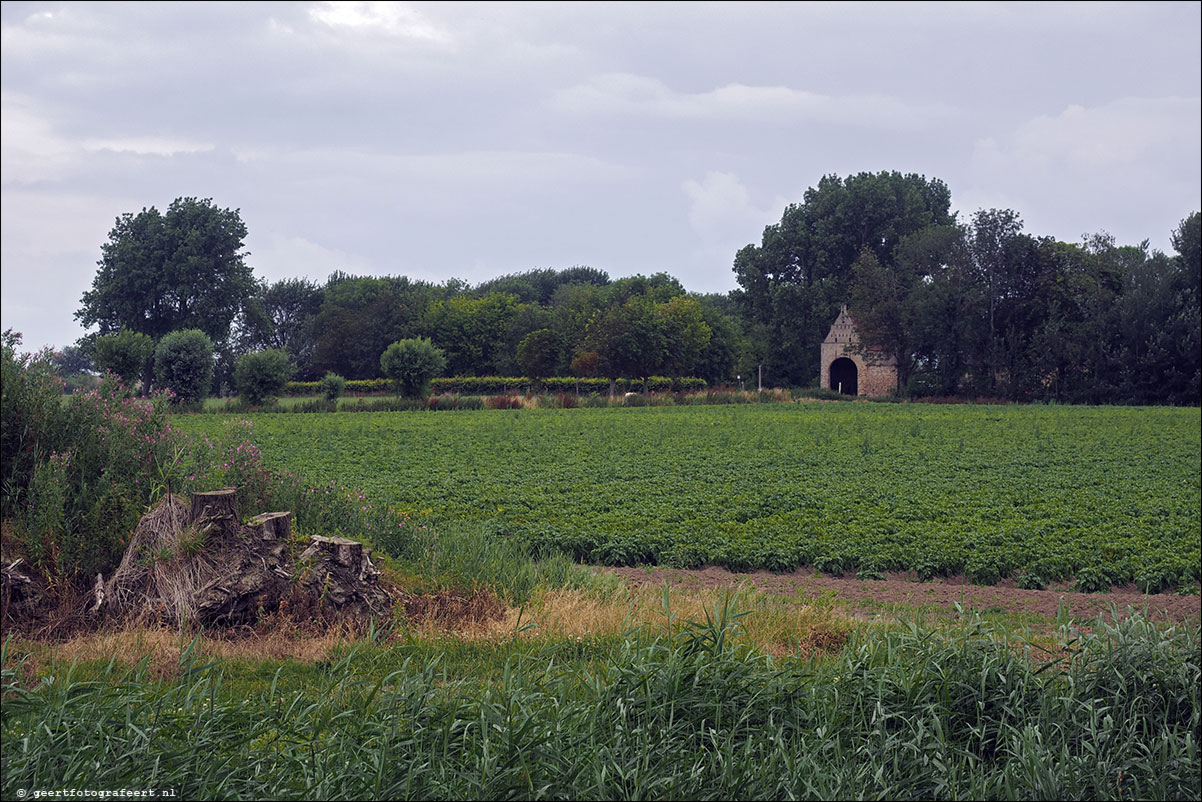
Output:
[{"xmin": 177, "ymin": 403, "xmax": 1202, "ymax": 591}]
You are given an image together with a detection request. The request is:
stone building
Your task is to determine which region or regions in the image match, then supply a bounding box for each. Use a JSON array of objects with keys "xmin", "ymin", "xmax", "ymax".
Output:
[{"xmin": 819, "ymin": 305, "xmax": 898, "ymax": 396}]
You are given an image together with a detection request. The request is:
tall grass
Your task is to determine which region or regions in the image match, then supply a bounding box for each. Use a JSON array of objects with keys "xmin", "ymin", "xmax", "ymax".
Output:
[{"xmin": 4, "ymin": 606, "xmax": 1198, "ymax": 800}]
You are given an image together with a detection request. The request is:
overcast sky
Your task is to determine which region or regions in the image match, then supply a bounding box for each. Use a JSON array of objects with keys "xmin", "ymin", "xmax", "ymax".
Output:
[{"xmin": 3, "ymin": 1, "xmax": 1199, "ymax": 352}]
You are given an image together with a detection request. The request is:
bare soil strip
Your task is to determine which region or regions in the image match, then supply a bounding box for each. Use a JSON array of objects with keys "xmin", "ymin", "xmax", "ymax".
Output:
[{"xmin": 603, "ymin": 565, "xmax": 1202, "ymax": 623}]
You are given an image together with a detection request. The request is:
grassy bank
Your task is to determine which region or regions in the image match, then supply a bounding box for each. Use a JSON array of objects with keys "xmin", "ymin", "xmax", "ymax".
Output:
[{"xmin": 4, "ymin": 602, "xmax": 1198, "ymax": 800}]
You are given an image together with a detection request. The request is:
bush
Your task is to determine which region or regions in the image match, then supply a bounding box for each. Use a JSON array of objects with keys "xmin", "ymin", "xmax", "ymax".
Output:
[
  {"xmin": 483, "ymin": 394, "xmax": 524, "ymax": 410},
  {"xmin": 380, "ymin": 338, "xmax": 446, "ymax": 399},
  {"xmin": 154, "ymin": 329, "xmax": 214, "ymax": 404},
  {"xmin": 15, "ymin": 376, "xmax": 181, "ymax": 578},
  {"xmin": 91, "ymin": 328, "xmax": 154, "ymax": 388},
  {"xmin": 1, "ymin": 331, "xmax": 67, "ymax": 515},
  {"xmin": 234, "ymin": 349, "xmax": 296, "ymax": 406},
  {"xmin": 320, "ymin": 372, "xmax": 346, "ymax": 401}
]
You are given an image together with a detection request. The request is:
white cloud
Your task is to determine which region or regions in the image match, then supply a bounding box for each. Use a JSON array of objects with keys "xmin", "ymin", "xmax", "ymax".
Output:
[
  {"xmin": 554, "ymin": 73, "xmax": 956, "ymax": 130},
  {"xmin": 680, "ymin": 172, "xmax": 790, "ymax": 293},
  {"xmin": 248, "ymin": 233, "xmax": 372, "ymax": 283},
  {"xmin": 972, "ymin": 98, "xmax": 1201, "ymax": 174},
  {"xmin": 0, "ymin": 92, "xmax": 79, "ymax": 182},
  {"xmin": 82, "ymin": 137, "xmax": 214, "ymax": 156},
  {"xmin": 966, "ymin": 97, "xmax": 1201, "ymax": 242},
  {"xmin": 1, "ymin": 93, "xmax": 217, "ymax": 183},
  {"xmin": 683, "ymin": 171, "xmax": 777, "ymax": 241},
  {"xmin": 307, "ymin": 1, "xmax": 453, "ymax": 45}
]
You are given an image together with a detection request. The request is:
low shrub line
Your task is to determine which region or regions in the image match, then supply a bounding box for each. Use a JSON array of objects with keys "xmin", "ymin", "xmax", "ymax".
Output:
[
  {"xmin": 202, "ymin": 387, "xmax": 836, "ymax": 414},
  {"xmin": 283, "ymin": 375, "xmax": 709, "ymax": 397}
]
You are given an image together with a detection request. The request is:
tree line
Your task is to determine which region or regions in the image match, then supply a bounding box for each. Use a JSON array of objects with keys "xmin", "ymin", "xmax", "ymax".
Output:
[{"xmin": 60, "ymin": 180, "xmax": 1200, "ymax": 404}]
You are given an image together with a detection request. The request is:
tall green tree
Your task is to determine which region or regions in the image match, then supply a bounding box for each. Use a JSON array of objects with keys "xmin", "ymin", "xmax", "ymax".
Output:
[
  {"xmin": 516, "ymin": 329, "xmax": 560, "ymax": 390},
  {"xmin": 1171, "ymin": 212, "xmax": 1200, "ymax": 308},
  {"xmin": 657, "ymin": 296, "xmax": 711, "ymax": 386},
  {"xmin": 733, "ymin": 172, "xmax": 954, "ymax": 386},
  {"xmin": 236, "ymin": 278, "xmax": 325, "ymax": 379},
  {"xmin": 422, "ymin": 293, "xmax": 522, "ymax": 376},
  {"xmin": 583, "ymin": 296, "xmax": 666, "ymax": 396},
  {"xmin": 311, "ymin": 274, "xmax": 444, "ymax": 379},
  {"xmin": 76, "ymin": 197, "xmax": 256, "ymax": 344}
]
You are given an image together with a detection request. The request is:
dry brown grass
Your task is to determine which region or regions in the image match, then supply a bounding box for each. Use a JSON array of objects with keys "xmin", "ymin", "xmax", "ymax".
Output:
[
  {"xmin": 5, "ymin": 584, "xmax": 857, "ymax": 678},
  {"xmin": 501, "ymin": 585, "xmax": 856, "ymax": 657}
]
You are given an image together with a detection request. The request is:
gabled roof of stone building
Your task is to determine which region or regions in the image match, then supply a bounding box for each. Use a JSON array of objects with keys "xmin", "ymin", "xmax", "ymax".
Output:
[
  {"xmin": 824, "ymin": 305, "xmax": 856, "ymax": 345},
  {"xmin": 824, "ymin": 305, "xmax": 886, "ymax": 352}
]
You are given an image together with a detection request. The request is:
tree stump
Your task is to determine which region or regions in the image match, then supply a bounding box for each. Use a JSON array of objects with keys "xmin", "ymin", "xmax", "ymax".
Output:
[
  {"xmin": 187, "ymin": 490, "xmax": 239, "ymax": 538},
  {"xmin": 248, "ymin": 512, "xmax": 291, "ymax": 541},
  {"xmin": 297, "ymin": 535, "xmax": 389, "ymax": 614},
  {"xmin": 94, "ymin": 488, "xmax": 392, "ymax": 628}
]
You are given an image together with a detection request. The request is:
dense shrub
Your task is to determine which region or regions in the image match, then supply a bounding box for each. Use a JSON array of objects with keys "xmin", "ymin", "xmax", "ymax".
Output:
[
  {"xmin": 234, "ymin": 349, "xmax": 295, "ymax": 406},
  {"xmin": 91, "ymin": 328, "xmax": 154, "ymax": 387},
  {"xmin": 483, "ymin": 394, "xmax": 524, "ymax": 410},
  {"xmin": 154, "ymin": 329, "xmax": 214, "ymax": 404},
  {"xmin": 380, "ymin": 338, "xmax": 446, "ymax": 398},
  {"xmin": 1, "ymin": 331, "xmax": 67, "ymax": 515},
  {"xmin": 14, "ymin": 376, "xmax": 181, "ymax": 577},
  {"xmin": 282, "ymin": 375, "xmax": 707, "ymax": 397},
  {"xmin": 320, "ymin": 371, "xmax": 346, "ymax": 401}
]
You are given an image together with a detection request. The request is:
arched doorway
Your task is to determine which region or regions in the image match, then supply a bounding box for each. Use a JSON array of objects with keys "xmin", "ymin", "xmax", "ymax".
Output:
[{"xmin": 829, "ymin": 357, "xmax": 858, "ymax": 395}]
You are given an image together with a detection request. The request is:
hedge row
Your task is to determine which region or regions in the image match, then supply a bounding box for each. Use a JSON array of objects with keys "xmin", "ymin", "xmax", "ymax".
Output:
[{"xmin": 284, "ymin": 376, "xmax": 707, "ymax": 396}]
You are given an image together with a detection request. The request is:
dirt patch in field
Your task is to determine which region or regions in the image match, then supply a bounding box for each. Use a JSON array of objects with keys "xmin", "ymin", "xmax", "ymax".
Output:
[{"xmin": 602, "ymin": 565, "xmax": 1202, "ymax": 623}]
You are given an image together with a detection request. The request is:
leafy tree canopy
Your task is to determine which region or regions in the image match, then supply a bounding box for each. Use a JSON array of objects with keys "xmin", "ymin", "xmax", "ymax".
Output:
[
  {"xmin": 236, "ymin": 278, "xmax": 325, "ymax": 379},
  {"xmin": 76, "ymin": 197, "xmax": 255, "ymax": 344}
]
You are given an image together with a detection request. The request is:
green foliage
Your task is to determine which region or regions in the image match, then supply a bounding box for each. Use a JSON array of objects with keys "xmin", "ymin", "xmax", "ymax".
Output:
[
  {"xmin": 1, "ymin": 331, "xmax": 67, "ymax": 515},
  {"xmin": 154, "ymin": 329, "xmax": 214, "ymax": 404},
  {"xmin": 178, "ymin": 404, "xmax": 1200, "ymax": 589},
  {"xmin": 236, "ymin": 278, "xmax": 324, "ymax": 379},
  {"xmin": 735, "ymin": 171, "xmax": 954, "ymax": 386},
  {"xmin": 91, "ymin": 328, "xmax": 155, "ymax": 387},
  {"xmin": 515, "ymin": 328, "xmax": 559, "ymax": 387},
  {"xmin": 423, "ymin": 292, "xmax": 529, "ymax": 376},
  {"xmin": 311, "ymin": 274, "xmax": 447, "ymax": 380},
  {"xmin": 76, "ymin": 197, "xmax": 255, "ymax": 344},
  {"xmin": 282, "ymin": 375, "xmax": 707, "ymax": 397},
  {"xmin": 4, "ymin": 611, "xmax": 1198, "ymax": 800},
  {"xmin": 583, "ymin": 295, "xmax": 667, "ymax": 391},
  {"xmin": 657, "ymin": 295, "xmax": 712, "ymax": 383},
  {"xmin": 320, "ymin": 371, "xmax": 347, "ymax": 401},
  {"xmin": 13, "ymin": 377, "xmax": 180, "ymax": 577},
  {"xmin": 379, "ymin": 337, "xmax": 447, "ymax": 398},
  {"xmin": 234, "ymin": 349, "xmax": 296, "ymax": 406}
]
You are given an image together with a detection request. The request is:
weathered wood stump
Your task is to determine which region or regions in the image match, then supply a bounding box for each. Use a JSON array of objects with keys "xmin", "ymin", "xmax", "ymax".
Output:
[
  {"xmin": 248, "ymin": 511, "xmax": 291, "ymax": 541},
  {"xmin": 193, "ymin": 534, "xmax": 291, "ymax": 625},
  {"xmin": 96, "ymin": 489, "xmax": 391, "ymax": 627},
  {"xmin": 2, "ymin": 559, "xmax": 45, "ymax": 622},
  {"xmin": 189, "ymin": 487, "xmax": 238, "ymax": 524},
  {"xmin": 297, "ymin": 535, "xmax": 390, "ymax": 615}
]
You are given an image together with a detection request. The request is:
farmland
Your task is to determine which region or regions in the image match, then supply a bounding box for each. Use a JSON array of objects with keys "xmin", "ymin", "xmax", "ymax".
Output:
[
  {"xmin": 177, "ymin": 402, "xmax": 1202, "ymax": 591},
  {"xmin": 5, "ymin": 401, "xmax": 1200, "ymax": 801}
]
